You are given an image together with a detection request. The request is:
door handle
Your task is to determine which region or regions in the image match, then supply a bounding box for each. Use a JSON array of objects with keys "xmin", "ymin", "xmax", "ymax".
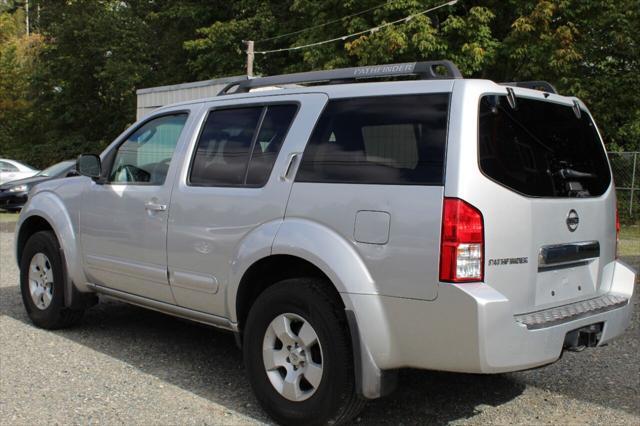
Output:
[
  {"xmin": 145, "ymin": 201, "xmax": 167, "ymax": 212},
  {"xmin": 280, "ymin": 152, "xmax": 301, "ymax": 181}
]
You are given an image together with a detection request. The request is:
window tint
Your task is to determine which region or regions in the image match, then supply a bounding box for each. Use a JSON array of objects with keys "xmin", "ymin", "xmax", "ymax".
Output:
[
  {"xmin": 109, "ymin": 113, "xmax": 188, "ymax": 184},
  {"xmin": 478, "ymin": 96, "xmax": 611, "ymax": 197},
  {"xmin": 296, "ymin": 94, "xmax": 449, "ymax": 185},
  {"xmin": 0, "ymin": 161, "xmax": 18, "ymax": 172},
  {"xmin": 190, "ymin": 107, "xmax": 262, "ymax": 186},
  {"xmin": 246, "ymin": 105, "xmax": 298, "ymax": 186},
  {"xmin": 190, "ymin": 104, "xmax": 297, "ymax": 187}
]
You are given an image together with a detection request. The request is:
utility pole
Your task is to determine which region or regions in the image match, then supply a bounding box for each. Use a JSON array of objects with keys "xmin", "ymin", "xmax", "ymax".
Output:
[
  {"xmin": 25, "ymin": 0, "xmax": 29, "ymax": 36},
  {"xmin": 245, "ymin": 40, "xmax": 255, "ymax": 77}
]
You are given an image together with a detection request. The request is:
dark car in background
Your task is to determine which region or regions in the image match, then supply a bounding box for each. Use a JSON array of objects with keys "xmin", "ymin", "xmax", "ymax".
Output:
[{"xmin": 0, "ymin": 160, "xmax": 77, "ymax": 211}]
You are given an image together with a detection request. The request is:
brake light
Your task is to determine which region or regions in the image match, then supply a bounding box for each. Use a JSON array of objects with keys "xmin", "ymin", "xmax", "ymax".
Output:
[
  {"xmin": 439, "ymin": 198, "xmax": 484, "ymax": 282},
  {"xmin": 615, "ymin": 205, "xmax": 620, "ymax": 258}
]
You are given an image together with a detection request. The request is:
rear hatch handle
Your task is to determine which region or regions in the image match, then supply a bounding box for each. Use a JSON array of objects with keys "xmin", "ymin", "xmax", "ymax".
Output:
[{"xmin": 538, "ymin": 241, "xmax": 600, "ymax": 270}]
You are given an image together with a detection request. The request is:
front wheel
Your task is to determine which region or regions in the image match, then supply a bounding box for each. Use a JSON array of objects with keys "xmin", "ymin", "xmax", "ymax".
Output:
[
  {"xmin": 20, "ymin": 230, "xmax": 84, "ymax": 329},
  {"xmin": 243, "ymin": 277, "xmax": 365, "ymax": 425}
]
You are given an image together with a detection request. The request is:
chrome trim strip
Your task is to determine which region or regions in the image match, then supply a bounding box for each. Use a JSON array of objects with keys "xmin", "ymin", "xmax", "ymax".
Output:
[
  {"xmin": 87, "ymin": 283, "xmax": 237, "ymax": 332},
  {"xmin": 538, "ymin": 241, "xmax": 600, "ymax": 268},
  {"xmin": 515, "ymin": 294, "xmax": 628, "ymax": 330}
]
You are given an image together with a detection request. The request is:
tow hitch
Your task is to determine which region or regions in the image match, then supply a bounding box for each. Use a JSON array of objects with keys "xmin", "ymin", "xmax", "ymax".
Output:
[{"xmin": 563, "ymin": 323, "xmax": 603, "ymax": 352}]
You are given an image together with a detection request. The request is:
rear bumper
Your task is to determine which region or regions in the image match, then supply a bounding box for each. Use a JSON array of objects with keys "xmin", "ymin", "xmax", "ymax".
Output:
[{"xmin": 346, "ymin": 260, "xmax": 635, "ymax": 375}]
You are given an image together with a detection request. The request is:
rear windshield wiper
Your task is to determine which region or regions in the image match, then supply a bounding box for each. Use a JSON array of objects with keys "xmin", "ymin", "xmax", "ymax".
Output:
[{"xmin": 552, "ymin": 167, "xmax": 597, "ymax": 180}]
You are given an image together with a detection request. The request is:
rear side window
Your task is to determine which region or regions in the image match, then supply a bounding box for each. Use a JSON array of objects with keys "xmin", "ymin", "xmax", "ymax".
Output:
[
  {"xmin": 1, "ymin": 161, "xmax": 19, "ymax": 172},
  {"xmin": 296, "ymin": 94, "xmax": 449, "ymax": 185},
  {"xmin": 478, "ymin": 95, "xmax": 611, "ymax": 197},
  {"xmin": 246, "ymin": 105, "xmax": 298, "ymax": 186},
  {"xmin": 190, "ymin": 105, "xmax": 297, "ymax": 187}
]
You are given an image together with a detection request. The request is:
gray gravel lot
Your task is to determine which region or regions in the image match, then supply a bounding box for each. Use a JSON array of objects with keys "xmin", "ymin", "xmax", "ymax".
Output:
[{"xmin": 1, "ymin": 225, "xmax": 639, "ymax": 425}]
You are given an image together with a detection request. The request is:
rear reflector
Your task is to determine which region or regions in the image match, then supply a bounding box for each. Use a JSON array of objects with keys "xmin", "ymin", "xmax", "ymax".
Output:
[{"xmin": 439, "ymin": 198, "xmax": 484, "ymax": 282}]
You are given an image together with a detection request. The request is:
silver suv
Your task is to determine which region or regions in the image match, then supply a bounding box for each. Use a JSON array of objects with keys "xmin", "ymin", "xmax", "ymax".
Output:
[{"xmin": 16, "ymin": 61, "xmax": 635, "ymax": 425}]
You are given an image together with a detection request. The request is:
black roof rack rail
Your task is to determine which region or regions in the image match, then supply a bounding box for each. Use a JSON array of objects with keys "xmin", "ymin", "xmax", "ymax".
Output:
[
  {"xmin": 219, "ymin": 60, "xmax": 463, "ymax": 95},
  {"xmin": 500, "ymin": 81, "xmax": 558, "ymax": 94}
]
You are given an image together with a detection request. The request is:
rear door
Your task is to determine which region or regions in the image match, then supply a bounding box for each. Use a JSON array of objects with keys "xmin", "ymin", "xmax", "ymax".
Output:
[
  {"xmin": 457, "ymin": 86, "xmax": 614, "ymax": 314},
  {"xmin": 166, "ymin": 93, "xmax": 327, "ymax": 316}
]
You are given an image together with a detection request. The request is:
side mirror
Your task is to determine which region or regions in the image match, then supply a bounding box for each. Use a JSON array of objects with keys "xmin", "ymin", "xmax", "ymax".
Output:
[{"xmin": 76, "ymin": 154, "xmax": 102, "ymax": 179}]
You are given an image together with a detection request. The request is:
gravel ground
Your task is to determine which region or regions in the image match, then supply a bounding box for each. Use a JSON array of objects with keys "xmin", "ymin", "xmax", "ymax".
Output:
[{"xmin": 1, "ymin": 226, "xmax": 639, "ymax": 425}]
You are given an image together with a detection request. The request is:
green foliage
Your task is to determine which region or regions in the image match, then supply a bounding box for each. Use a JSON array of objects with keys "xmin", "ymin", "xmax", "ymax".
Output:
[
  {"xmin": 0, "ymin": 0, "xmax": 638, "ymax": 168},
  {"xmin": 1, "ymin": 0, "xmax": 220, "ymax": 167},
  {"xmin": 0, "ymin": 10, "xmax": 42, "ymax": 161},
  {"xmin": 186, "ymin": 0, "xmax": 638, "ymax": 150}
]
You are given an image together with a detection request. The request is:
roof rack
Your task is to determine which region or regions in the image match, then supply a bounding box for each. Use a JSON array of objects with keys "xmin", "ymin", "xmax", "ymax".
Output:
[
  {"xmin": 219, "ymin": 60, "xmax": 463, "ymax": 95},
  {"xmin": 500, "ymin": 81, "xmax": 558, "ymax": 94}
]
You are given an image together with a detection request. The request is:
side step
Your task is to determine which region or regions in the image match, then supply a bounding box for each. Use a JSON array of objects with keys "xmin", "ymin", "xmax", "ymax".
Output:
[{"xmin": 514, "ymin": 294, "xmax": 628, "ymax": 330}]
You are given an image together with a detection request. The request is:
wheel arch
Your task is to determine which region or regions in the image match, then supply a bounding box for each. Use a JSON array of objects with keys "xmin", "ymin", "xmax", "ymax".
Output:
[
  {"xmin": 16, "ymin": 215, "xmax": 54, "ymax": 264},
  {"xmin": 17, "ymin": 191, "xmax": 91, "ymax": 303},
  {"xmin": 230, "ymin": 218, "xmax": 378, "ymax": 327},
  {"xmin": 231, "ymin": 218, "xmax": 394, "ymax": 399},
  {"xmin": 234, "ymin": 254, "xmax": 341, "ymax": 333}
]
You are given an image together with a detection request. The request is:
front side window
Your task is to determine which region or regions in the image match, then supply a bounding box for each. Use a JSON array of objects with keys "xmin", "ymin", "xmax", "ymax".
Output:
[
  {"xmin": 296, "ymin": 94, "xmax": 450, "ymax": 185},
  {"xmin": 109, "ymin": 113, "xmax": 188, "ymax": 185},
  {"xmin": 478, "ymin": 95, "xmax": 611, "ymax": 197},
  {"xmin": 190, "ymin": 104, "xmax": 297, "ymax": 187}
]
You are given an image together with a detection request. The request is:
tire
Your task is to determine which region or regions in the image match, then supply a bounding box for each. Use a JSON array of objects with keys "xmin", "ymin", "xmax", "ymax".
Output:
[
  {"xmin": 20, "ymin": 230, "xmax": 84, "ymax": 329},
  {"xmin": 243, "ymin": 277, "xmax": 365, "ymax": 425}
]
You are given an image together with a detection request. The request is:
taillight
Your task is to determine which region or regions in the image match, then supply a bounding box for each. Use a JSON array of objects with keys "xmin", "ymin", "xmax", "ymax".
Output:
[
  {"xmin": 615, "ymin": 205, "xmax": 620, "ymax": 258},
  {"xmin": 439, "ymin": 198, "xmax": 484, "ymax": 282}
]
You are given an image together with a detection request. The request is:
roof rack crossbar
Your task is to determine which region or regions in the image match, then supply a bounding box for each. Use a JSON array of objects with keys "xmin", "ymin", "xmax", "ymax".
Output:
[
  {"xmin": 500, "ymin": 81, "xmax": 558, "ymax": 94},
  {"xmin": 219, "ymin": 60, "xmax": 462, "ymax": 95}
]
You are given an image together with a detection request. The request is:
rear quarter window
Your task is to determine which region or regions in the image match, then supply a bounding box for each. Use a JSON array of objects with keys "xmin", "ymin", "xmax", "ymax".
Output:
[
  {"xmin": 478, "ymin": 95, "xmax": 611, "ymax": 197},
  {"xmin": 296, "ymin": 94, "xmax": 449, "ymax": 185}
]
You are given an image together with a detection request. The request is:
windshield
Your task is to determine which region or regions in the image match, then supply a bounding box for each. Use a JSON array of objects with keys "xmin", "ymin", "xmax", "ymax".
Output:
[
  {"xmin": 36, "ymin": 160, "xmax": 75, "ymax": 177},
  {"xmin": 478, "ymin": 95, "xmax": 611, "ymax": 197}
]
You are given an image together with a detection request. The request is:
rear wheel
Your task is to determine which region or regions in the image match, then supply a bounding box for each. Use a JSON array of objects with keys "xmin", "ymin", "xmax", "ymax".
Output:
[
  {"xmin": 243, "ymin": 278, "xmax": 365, "ymax": 425},
  {"xmin": 20, "ymin": 231, "xmax": 84, "ymax": 329}
]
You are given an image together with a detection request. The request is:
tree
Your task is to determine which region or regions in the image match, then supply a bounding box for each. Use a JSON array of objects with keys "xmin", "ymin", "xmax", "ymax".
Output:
[
  {"xmin": 4, "ymin": 0, "xmax": 224, "ymax": 167},
  {"xmin": 0, "ymin": 9, "xmax": 42, "ymax": 161},
  {"xmin": 1, "ymin": 0, "xmax": 638, "ymax": 167},
  {"xmin": 186, "ymin": 0, "xmax": 638, "ymax": 151}
]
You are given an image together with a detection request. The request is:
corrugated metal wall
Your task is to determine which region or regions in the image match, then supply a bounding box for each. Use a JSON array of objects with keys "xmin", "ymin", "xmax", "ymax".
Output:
[{"xmin": 136, "ymin": 76, "xmax": 246, "ymax": 120}]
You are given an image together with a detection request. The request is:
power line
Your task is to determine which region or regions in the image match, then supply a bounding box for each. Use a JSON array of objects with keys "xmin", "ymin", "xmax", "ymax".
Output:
[
  {"xmin": 255, "ymin": 0, "xmax": 395, "ymax": 44},
  {"xmin": 253, "ymin": 0, "xmax": 458, "ymax": 55}
]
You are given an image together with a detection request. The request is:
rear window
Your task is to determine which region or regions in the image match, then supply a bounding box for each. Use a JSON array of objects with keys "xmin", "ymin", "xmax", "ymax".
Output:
[
  {"xmin": 296, "ymin": 94, "xmax": 449, "ymax": 185},
  {"xmin": 478, "ymin": 95, "xmax": 611, "ymax": 197}
]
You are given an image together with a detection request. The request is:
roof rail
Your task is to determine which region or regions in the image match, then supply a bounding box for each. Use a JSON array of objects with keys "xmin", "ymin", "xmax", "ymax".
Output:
[
  {"xmin": 500, "ymin": 81, "xmax": 558, "ymax": 94},
  {"xmin": 219, "ymin": 60, "xmax": 463, "ymax": 95}
]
